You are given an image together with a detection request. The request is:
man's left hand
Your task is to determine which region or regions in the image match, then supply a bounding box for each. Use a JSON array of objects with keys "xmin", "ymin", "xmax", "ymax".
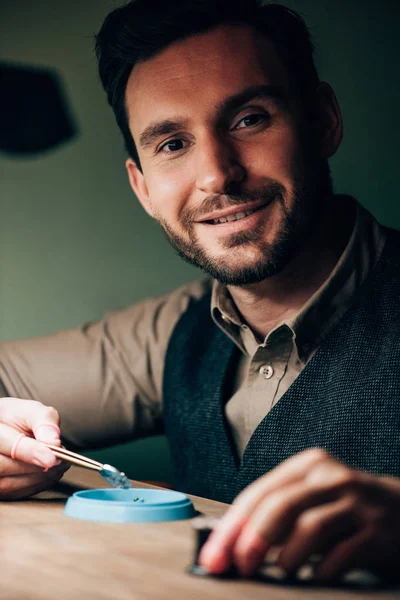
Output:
[{"xmin": 199, "ymin": 448, "xmax": 400, "ymax": 581}]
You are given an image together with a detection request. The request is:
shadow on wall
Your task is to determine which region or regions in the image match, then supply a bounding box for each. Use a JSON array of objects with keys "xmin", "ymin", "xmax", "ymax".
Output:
[{"xmin": 0, "ymin": 62, "xmax": 78, "ymax": 156}]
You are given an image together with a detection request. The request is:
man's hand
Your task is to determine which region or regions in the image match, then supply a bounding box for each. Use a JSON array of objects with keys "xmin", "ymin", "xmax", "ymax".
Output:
[
  {"xmin": 0, "ymin": 397, "xmax": 69, "ymax": 500},
  {"xmin": 199, "ymin": 449, "xmax": 400, "ymax": 581}
]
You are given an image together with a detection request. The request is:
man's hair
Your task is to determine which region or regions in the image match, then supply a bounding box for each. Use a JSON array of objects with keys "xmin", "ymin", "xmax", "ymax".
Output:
[{"xmin": 95, "ymin": 0, "xmax": 319, "ymax": 167}]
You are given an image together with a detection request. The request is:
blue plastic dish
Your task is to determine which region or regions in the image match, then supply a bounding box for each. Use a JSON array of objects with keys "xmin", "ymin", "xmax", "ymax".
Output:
[{"xmin": 64, "ymin": 488, "xmax": 195, "ymax": 523}]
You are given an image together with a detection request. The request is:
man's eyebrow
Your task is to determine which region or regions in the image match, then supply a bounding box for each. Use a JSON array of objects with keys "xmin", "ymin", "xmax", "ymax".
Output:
[
  {"xmin": 138, "ymin": 85, "xmax": 286, "ymax": 150},
  {"xmin": 216, "ymin": 84, "xmax": 287, "ymax": 118},
  {"xmin": 139, "ymin": 118, "xmax": 188, "ymax": 149}
]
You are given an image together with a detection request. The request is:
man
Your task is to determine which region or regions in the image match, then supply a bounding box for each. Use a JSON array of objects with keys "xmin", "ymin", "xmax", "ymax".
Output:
[{"xmin": 0, "ymin": 0, "xmax": 399, "ymax": 582}]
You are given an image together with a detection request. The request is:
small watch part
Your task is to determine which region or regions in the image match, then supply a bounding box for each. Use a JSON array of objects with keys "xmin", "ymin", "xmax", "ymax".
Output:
[{"xmin": 100, "ymin": 464, "xmax": 132, "ymax": 489}]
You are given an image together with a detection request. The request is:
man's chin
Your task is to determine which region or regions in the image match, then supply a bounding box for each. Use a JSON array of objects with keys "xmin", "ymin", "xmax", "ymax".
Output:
[
  {"xmin": 185, "ymin": 252, "xmax": 285, "ymax": 286},
  {"xmin": 159, "ymin": 222, "xmax": 290, "ymax": 284},
  {"xmin": 204, "ymin": 263, "xmax": 282, "ymax": 286}
]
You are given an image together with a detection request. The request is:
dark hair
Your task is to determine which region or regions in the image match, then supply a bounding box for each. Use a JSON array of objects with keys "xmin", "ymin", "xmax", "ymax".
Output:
[{"xmin": 95, "ymin": 0, "xmax": 319, "ymax": 167}]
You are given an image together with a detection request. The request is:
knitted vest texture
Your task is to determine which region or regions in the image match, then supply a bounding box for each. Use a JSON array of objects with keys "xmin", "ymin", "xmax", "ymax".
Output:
[{"xmin": 163, "ymin": 230, "xmax": 400, "ymax": 504}]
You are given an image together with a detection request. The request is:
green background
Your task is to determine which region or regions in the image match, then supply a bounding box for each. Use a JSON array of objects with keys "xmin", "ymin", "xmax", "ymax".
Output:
[{"xmin": 1, "ymin": 0, "xmax": 399, "ymax": 483}]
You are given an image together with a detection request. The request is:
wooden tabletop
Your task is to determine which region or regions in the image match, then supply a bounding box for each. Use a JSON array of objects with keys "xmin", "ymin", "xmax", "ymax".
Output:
[{"xmin": 0, "ymin": 467, "xmax": 398, "ymax": 600}]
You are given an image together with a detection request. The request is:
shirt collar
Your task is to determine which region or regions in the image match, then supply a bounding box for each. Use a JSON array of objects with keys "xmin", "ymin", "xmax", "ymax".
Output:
[
  {"xmin": 211, "ymin": 196, "xmax": 387, "ymax": 361},
  {"xmin": 211, "ymin": 278, "xmax": 247, "ymax": 352}
]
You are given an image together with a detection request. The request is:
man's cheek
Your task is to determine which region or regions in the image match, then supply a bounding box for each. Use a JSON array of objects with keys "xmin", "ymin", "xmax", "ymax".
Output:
[
  {"xmin": 249, "ymin": 139, "xmax": 298, "ymax": 182},
  {"xmin": 149, "ymin": 178, "xmax": 188, "ymax": 217}
]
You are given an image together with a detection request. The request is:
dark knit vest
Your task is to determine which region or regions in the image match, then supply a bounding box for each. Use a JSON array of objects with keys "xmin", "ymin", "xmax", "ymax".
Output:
[{"xmin": 163, "ymin": 229, "xmax": 400, "ymax": 504}]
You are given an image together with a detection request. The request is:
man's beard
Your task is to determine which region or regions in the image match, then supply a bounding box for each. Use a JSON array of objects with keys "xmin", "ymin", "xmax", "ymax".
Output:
[{"xmin": 153, "ymin": 158, "xmax": 332, "ymax": 286}]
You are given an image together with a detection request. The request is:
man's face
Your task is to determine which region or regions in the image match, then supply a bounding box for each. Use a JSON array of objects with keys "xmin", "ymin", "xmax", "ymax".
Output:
[{"xmin": 126, "ymin": 25, "xmax": 331, "ymax": 285}]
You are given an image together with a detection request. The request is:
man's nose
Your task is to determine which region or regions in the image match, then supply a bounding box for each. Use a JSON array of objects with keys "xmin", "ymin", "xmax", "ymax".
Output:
[{"xmin": 195, "ymin": 136, "xmax": 245, "ymax": 195}]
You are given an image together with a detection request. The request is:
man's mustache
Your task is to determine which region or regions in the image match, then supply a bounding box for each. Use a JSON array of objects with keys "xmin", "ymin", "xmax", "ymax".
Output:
[{"xmin": 182, "ymin": 182, "xmax": 284, "ymax": 225}]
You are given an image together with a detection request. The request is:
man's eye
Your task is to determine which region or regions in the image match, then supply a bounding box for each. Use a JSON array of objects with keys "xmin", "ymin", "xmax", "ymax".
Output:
[
  {"xmin": 159, "ymin": 139, "xmax": 186, "ymax": 153},
  {"xmin": 235, "ymin": 113, "xmax": 268, "ymax": 129}
]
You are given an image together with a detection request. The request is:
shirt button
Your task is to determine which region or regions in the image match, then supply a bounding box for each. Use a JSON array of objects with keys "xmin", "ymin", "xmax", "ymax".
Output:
[{"xmin": 259, "ymin": 364, "xmax": 274, "ymax": 379}]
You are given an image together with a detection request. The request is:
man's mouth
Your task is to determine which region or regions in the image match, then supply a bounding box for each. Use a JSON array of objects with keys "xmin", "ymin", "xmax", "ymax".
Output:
[
  {"xmin": 199, "ymin": 201, "xmax": 271, "ymax": 225},
  {"xmin": 210, "ymin": 207, "xmax": 259, "ymax": 224}
]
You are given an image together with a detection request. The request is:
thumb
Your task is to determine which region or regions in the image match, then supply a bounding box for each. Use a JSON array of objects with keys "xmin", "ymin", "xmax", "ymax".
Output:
[
  {"xmin": 33, "ymin": 422, "xmax": 61, "ymax": 445},
  {"xmin": 0, "ymin": 397, "xmax": 62, "ymax": 447},
  {"xmin": 27, "ymin": 405, "xmax": 61, "ymax": 445}
]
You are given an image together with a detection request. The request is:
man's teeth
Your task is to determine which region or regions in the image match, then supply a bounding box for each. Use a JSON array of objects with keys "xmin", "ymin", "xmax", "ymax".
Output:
[{"xmin": 212, "ymin": 208, "xmax": 257, "ymax": 225}]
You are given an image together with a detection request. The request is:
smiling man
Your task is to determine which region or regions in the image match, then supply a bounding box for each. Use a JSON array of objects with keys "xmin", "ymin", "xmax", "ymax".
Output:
[
  {"xmin": 124, "ymin": 19, "xmax": 339, "ymax": 292},
  {"xmin": 0, "ymin": 0, "xmax": 399, "ymax": 583}
]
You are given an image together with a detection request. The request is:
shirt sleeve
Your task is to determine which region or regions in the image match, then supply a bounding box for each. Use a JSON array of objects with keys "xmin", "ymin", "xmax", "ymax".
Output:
[{"xmin": 0, "ymin": 279, "xmax": 210, "ymax": 449}]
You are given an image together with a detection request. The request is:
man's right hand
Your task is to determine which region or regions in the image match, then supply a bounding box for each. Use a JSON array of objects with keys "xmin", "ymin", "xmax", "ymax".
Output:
[{"xmin": 0, "ymin": 397, "xmax": 69, "ymax": 500}]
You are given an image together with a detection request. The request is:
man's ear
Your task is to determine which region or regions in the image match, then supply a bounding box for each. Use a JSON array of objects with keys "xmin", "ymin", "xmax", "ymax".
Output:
[
  {"xmin": 126, "ymin": 158, "xmax": 154, "ymax": 217},
  {"xmin": 315, "ymin": 82, "xmax": 343, "ymax": 159}
]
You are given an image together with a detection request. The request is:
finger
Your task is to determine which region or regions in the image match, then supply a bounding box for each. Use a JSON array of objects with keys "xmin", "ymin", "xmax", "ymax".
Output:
[
  {"xmin": 314, "ymin": 530, "xmax": 371, "ymax": 581},
  {"xmin": 232, "ymin": 481, "xmax": 325, "ymax": 576},
  {"xmin": 0, "ymin": 465, "xmax": 67, "ymax": 501},
  {"xmin": 0, "ymin": 423, "xmax": 60, "ymax": 470},
  {"xmin": 25, "ymin": 405, "xmax": 61, "ymax": 444},
  {"xmin": 0, "ymin": 453, "xmax": 46, "ymax": 476},
  {"xmin": 33, "ymin": 422, "xmax": 61, "ymax": 445},
  {"xmin": 231, "ymin": 524, "xmax": 270, "ymax": 577},
  {"xmin": 200, "ymin": 478, "xmax": 320, "ymax": 575},
  {"xmin": 200, "ymin": 449, "xmax": 332, "ymax": 574},
  {"xmin": 199, "ymin": 508, "xmax": 247, "ymax": 573},
  {"xmin": 231, "ymin": 462, "xmax": 360, "ymax": 577},
  {"xmin": 0, "ymin": 398, "xmax": 61, "ymax": 444},
  {"xmin": 277, "ymin": 497, "xmax": 359, "ymax": 574},
  {"xmin": 244, "ymin": 459, "xmax": 360, "ymax": 547}
]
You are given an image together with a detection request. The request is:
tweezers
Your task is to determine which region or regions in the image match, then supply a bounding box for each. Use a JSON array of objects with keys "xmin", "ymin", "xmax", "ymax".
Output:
[{"xmin": 46, "ymin": 444, "xmax": 131, "ymax": 489}]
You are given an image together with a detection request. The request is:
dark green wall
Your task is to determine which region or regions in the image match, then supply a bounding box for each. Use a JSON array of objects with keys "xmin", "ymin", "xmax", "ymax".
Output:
[
  {"xmin": 1, "ymin": 0, "xmax": 399, "ymax": 483},
  {"xmin": 284, "ymin": 0, "xmax": 399, "ymax": 226}
]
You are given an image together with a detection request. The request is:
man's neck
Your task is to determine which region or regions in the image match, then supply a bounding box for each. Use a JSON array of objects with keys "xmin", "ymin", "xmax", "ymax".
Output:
[{"xmin": 227, "ymin": 196, "xmax": 356, "ymax": 341}]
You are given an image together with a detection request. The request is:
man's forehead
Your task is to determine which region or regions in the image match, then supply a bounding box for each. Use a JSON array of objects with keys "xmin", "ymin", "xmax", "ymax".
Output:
[{"xmin": 126, "ymin": 24, "xmax": 288, "ymax": 112}]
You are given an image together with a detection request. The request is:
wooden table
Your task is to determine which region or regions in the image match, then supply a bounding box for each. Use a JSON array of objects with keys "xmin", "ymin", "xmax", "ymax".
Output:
[{"xmin": 0, "ymin": 468, "xmax": 398, "ymax": 600}]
